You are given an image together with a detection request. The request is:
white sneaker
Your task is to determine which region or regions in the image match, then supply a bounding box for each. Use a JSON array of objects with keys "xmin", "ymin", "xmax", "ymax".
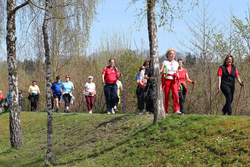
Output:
[
  {"xmin": 111, "ymin": 108, "xmax": 115, "ymax": 114},
  {"xmin": 175, "ymin": 111, "xmax": 181, "ymax": 115},
  {"xmin": 89, "ymin": 110, "xmax": 92, "ymax": 114},
  {"xmin": 107, "ymin": 112, "xmax": 111, "ymax": 115},
  {"xmin": 113, "ymin": 105, "xmax": 117, "ymax": 110}
]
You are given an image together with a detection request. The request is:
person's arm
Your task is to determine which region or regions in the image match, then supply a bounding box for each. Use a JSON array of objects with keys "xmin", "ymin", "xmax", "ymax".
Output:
[
  {"xmin": 102, "ymin": 73, "xmax": 105, "ymax": 85},
  {"xmin": 71, "ymin": 83, "xmax": 74, "ymax": 91},
  {"xmin": 60, "ymin": 85, "xmax": 63, "ymax": 94},
  {"xmin": 160, "ymin": 64, "xmax": 164, "ymax": 74},
  {"xmin": 37, "ymin": 86, "xmax": 40, "ymax": 94},
  {"xmin": 216, "ymin": 76, "xmax": 222, "ymax": 94},
  {"xmin": 120, "ymin": 83, "xmax": 123, "ymax": 91},
  {"xmin": 83, "ymin": 85, "xmax": 86, "ymax": 95},
  {"xmin": 236, "ymin": 75, "xmax": 245, "ymax": 87},
  {"xmin": 185, "ymin": 72, "xmax": 195, "ymax": 84}
]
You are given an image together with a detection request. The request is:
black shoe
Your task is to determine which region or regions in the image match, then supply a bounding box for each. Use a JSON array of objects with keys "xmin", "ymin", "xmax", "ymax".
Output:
[
  {"xmin": 64, "ymin": 110, "xmax": 67, "ymax": 113},
  {"xmin": 56, "ymin": 108, "xmax": 59, "ymax": 113}
]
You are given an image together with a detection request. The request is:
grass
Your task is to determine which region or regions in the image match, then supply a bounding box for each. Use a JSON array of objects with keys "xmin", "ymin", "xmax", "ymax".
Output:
[{"xmin": 0, "ymin": 111, "xmax": 249, "ymax": 167}]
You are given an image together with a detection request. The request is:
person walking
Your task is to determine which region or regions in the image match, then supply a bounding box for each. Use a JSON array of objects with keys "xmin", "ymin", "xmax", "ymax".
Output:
[
  {"xmin": 60, "ymin": 75, "xmax": 74, "ymax": 113},
  {"xmin": 177, "ymin": 59, "xmax": 196, "ymax": 115},
  {"xmin": 136, "ymin": 66, "xmax": 146, "ymax": 114},
  {"xmin": 113, "ymin": 79, "xmax": 123, "ymax": 111},
  {"xmin": 83, "ymin": 76, "xmax": 96, "ymax": 114},
  {"xmin": 28, "ymin": 80, "xmax": 40, "ymax": 111},
  {"xmin": 216, "ymin": 55, "xmax": 245, "ymax": 115},
  {"xmin": 144, "ymin": 60, "xmax": 154, "ymax": 114},
  {"xmin": 0, "ymin": 90, "xmax": 4, "ymax": 111},
  {"xmin": 160, "ymin": 49, "xmax": 181, "ymax": 115},
  {"xmin": 51, "ymin": 76, "xmax": 63, "ymax": 113},
  {"xmin": 102, "ymin": 58, "xmax": 121, "ymax": 114}
]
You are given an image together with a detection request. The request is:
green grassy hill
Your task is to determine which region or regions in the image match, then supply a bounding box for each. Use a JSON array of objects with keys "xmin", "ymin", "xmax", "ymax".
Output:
[{"xmin": 0, "ymin": 112, "xmax": 249, "ymax": 167}]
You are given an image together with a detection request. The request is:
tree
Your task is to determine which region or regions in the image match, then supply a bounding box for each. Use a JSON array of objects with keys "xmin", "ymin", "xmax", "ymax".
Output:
[
  {"xmin": 146, "ymin": 0, "xmax": 164, "ymax": 122},
  {"xmin": 6, "ymin": 0, "xmax": 31, "ymax": 149}
]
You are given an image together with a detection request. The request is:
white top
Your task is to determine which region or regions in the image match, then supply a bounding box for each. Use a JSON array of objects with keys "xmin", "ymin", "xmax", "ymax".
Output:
[
  {"xmin": 84, "ymin": 82, "xmax": 95, "ymax": 96},
  {"xmin": 162, "ymin": 59, "xmax": 179, "ymax": 80},
  {"xmin": 139, "ymin": 69, "xmax": 147, "ymax": 85}
]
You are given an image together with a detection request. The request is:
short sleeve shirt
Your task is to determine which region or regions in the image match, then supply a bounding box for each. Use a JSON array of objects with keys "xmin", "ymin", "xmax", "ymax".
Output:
[
  {"xmin": 51, "ymin": 81, "xmax": 63, "ymax": 95},
  {"xmin": 28, "ymin": 85, "xmax": 40, "ymax": 94},
  {"xmin": 102, "ymin": 66, "xmax": 120, "ymax": 84},
  {"xmin": 62, "ymin": 81, "xmax": 74, "ymax": 93},
  {"xmin": 84, "ymin": 82, "xmax": 95, "ymax": 96}
]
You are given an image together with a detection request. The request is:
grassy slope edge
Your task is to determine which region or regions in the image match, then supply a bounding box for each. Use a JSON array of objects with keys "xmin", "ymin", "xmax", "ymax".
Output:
[{"xmin": 0, "ymin": 112, "xmax": 249, "ymax": 167}]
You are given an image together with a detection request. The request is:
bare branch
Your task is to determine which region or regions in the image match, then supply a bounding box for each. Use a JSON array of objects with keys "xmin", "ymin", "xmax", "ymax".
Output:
[{"xmin": 28, "ymin": 0, "xmax": 45, "ymax": 10}]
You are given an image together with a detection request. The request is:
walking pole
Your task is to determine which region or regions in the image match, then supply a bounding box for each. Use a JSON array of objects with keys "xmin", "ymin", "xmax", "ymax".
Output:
[
  {"xmin": 234, "ymin": 86, "xmax": 243, "ymax": 116},
  {"xmin": 98, "ymin": 87, "xmax": 104, "ymax": 111},
  {"xmin": 187, "ymin": 84, "xmax": 194, "ymax": 112},
  {"xmin": 120, "ymin": 75, "xmax": 127, "ymax": 113}
]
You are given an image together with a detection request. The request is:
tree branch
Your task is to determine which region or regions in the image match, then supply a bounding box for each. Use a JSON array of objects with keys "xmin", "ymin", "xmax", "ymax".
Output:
[
  {"xmin": 9, "ymin": 1, "xmax": 29, "ymax": 17},
  {"xmin": 29, "ymin": 0, "xmax": 45, "ymax": 10}
]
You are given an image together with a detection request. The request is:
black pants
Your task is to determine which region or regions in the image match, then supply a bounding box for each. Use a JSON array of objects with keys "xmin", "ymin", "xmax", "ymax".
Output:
[
  {"xmin": 136, "ymin": 86, "xmax": 146, "ymax": 111},
  {"xmin": 146, "ymin": 87, "xmax": 154, "ymax": 113},
  {"xmin": 63, "ymin": 94, "xmax": 71, "ymax": 107},
  {"xmin": 30, "ymin": 94, "xmax": 39, "ymax": 111},
  {"xmin": 221, "ymin": 83, "xmax": 234, "ymax": 115},
  {"xmin": 178, "ymin": 84, "xmax": 187, "ymax": 114}
]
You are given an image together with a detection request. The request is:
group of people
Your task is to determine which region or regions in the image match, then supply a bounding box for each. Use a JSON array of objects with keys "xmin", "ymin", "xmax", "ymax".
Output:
[
  {"xmin": 27, "ymin": 58, "xmax": 123, "ymax": 114},
  {"xmin": 0, "ymin": 50, "xmax": 245, "ymax": 116},
  {"xmin": 136, "ymin": 48, "xmax": 245, "ymax": 116}
]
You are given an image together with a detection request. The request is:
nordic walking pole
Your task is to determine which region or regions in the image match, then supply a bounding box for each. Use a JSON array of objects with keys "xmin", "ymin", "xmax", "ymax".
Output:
[
  {"xmin": 234, "ymin": 85, "xmax": 243, "ymax": 116},
  {"xmin": 187, "ymin": 83, "xmax": 194, "ymax": 112},
  {"xmin": 120, "ymin": 75, "xmax": 127, "ymax": 113}
]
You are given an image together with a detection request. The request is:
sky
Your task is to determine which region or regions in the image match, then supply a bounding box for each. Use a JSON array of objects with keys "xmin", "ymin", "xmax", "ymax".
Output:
[
  {"xmin": 0, "ymin": 0, "xmax": 249, "ymax": 60},
  {"xmin": 87, "ymin": 0, "xmax": 249, "ymax": 56}
]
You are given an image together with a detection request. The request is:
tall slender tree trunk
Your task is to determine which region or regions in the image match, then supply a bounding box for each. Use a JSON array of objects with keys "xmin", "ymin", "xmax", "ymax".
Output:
[
  {"xmin": 43, "ymin": 0, "xmax": 53, "ymax": 164},
  {"xmin": 147, "ymin": 0, "xmax": 165, "ymax": 123},
  {"xmin": 6, "ymin": 0, "xmax": 24, "ymax": 148}
]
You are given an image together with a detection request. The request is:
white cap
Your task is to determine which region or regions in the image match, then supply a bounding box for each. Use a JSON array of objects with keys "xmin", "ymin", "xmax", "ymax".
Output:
[{"xmin": 88, "ymin": 76, "xmax": 93, "ymax": 79}]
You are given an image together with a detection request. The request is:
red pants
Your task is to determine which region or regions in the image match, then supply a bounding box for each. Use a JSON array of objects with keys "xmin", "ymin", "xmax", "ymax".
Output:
[
  {"xmin": 85, "ymin": 96, "xmax": 94, "ymax": 111},
  {"xmin": 163, "ymin": 79, "xmax": 180, "ymax": 114}
]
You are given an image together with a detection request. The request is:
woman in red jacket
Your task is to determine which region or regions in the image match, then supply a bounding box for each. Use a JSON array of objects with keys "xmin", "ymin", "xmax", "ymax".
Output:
[{"xmin": 177, "ymin": 59, "xmax": 196, "ymax": 115}]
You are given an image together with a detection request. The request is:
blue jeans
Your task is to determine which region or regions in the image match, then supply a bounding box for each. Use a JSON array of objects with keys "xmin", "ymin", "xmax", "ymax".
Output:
[{"xmin": 104, "ymin": 83, "xmax": 118, "ymax": 112}]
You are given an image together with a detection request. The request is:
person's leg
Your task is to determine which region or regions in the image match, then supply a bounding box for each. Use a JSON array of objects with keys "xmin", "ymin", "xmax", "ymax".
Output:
[
  {"xmin": 30, "ymin": 95, "xmax": 35, "ymax": 111},
  {"xmin": 178, "ymin": 90, "xmax": 184, "ymax": 114},
  {"xmin": 171, "ymin": 80, "xmax": 180, "ymax": 113},
  {"xmin": 85, "ymin": 96, "xmax": 91, "ymax": 111},
  {"xmin": 63, "ymin": 94, "xmax": 70, "ymax": 112},
  {"xmin": 221, "ymin": 84, "xmax": 232, "ymax": 115},
  {"xmin": 164, "ymin": 79, "xmax": 171, "ymax": 114},
  {"xmin": 146, "ymin": 88, "xmax": 154, "ymax": 113},
  {"xmin": 90, "ymin": 96, "xmax": 94, "ymax": 111},
  {"xmin": 110, "ymin": 83, "xmax": 118, "ymax": 109},
  {"xmin": 137, "ymin": 87, "xmax": 145, "ymax": 112},
  {"xmin": 104, "ymin": 84, "xmax": 112, "ymax": 113}
]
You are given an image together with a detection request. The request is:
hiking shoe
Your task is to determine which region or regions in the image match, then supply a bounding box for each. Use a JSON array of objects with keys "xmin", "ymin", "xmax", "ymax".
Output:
[
  {"xmin": 175, "ymin": 111, "xmax": 181, "ymax": 115},
  {"xmin": 64, "ymin": 110, "xmax": 69, "ymax": 113},
  {"xmin": 113, "ymin": 105, "xmax": 117, "ymax": 111},
  {"xmin": 139, "ymin": 112, "xmax": 143, "ymax": 115},
  {"xmin": 56, "ymin": 108, "xmax": 59, "ymax": 113},
  {"xmin": 89, "ymin": 110, "xmax": 92, "ymax": 114},
  {"xmin": 107, "ymin": 111, "xmax": 111, "ymax": 115},
  {"xmin": 111, "ymin": 108, "xmax": 115, "ymax": 114}
]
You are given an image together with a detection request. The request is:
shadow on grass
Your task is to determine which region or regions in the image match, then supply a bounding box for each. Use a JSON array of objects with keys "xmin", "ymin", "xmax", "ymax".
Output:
[{"xmin": 54, "ymin": 119, "xmax": 153, "ymax": 166}]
